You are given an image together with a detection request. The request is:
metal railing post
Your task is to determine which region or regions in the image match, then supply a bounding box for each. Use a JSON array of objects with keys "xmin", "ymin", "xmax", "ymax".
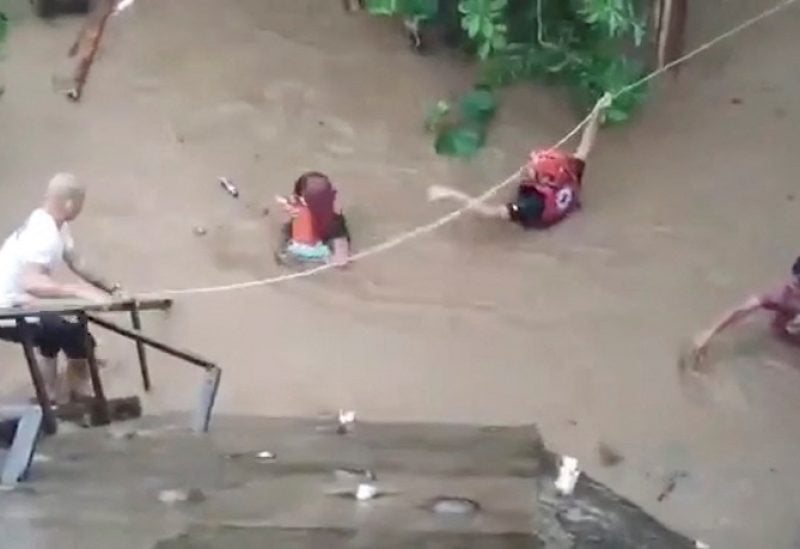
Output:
[
  {"xmin": 129, "ymin": 303, "xmax": 151, "ymax": 391},
  {"xmin": 16, "ymin": 319, "xmax": 57, "ymax": 435},
  {"xmin": 77, "ymin": 313, "xmax": 110, "ymax": 426}
]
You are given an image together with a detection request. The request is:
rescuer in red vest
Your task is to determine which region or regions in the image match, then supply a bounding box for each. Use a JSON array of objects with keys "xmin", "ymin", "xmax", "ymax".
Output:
[{"xmin": 427, "ymin": 93, "xmax": 612, "ymax": 229}]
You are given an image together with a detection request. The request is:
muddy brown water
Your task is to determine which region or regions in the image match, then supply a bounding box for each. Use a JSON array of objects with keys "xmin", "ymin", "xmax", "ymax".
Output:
[{"xmin": 0, "ymin": 0, "xmax": 799, "ymax": 547}]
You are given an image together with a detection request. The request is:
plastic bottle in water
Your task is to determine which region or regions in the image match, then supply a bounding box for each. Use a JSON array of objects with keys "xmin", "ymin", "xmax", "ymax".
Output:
[{"xmin": 218, "ymin": 177, "xmax": 239, "ymax": 198}]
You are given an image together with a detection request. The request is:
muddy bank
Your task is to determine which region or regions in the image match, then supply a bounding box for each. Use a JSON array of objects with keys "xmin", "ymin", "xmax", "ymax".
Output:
[{"xmin": 0, "ymin": 416, "xmax": 694, "ymax": 549}]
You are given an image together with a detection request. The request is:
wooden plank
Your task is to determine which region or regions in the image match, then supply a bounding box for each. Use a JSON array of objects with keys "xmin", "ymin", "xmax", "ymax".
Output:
[
  {"xmin": 0, "ymin": 298, "xmax": 172, "ymax": 321},
  {"xmin": 64, "ymin": 0, "xmax": 117, "ymax": 101}
]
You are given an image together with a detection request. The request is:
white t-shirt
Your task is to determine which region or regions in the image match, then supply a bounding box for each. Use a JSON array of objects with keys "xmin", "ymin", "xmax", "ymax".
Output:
[{"xmin": 0, "ymin": 209, "xmax": 74, "ymax": 306}]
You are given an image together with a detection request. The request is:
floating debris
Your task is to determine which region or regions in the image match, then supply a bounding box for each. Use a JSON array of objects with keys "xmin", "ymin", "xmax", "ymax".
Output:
[
  {"xmin": 114, "ymin": 0, "xmax": 136, "ymax": 14},
  {"xmin": 192, "ymin": 226, "xmax": 208, "ymax": 237},
  {"xmin": 329, "ymin": 482, "xmax": 391, "ymax": 502},
  {"xmin": 597, "ymin": 442, "xmax": 624, "ymax": 467},
  {"xmin": 336, "ymin": 409, "xmax": 355, "ymax": 435},
  {"xmin": 218, "ymin": 177, "xmax": 239, "ymax": 198},
  {"xmin": 429, "ymin": 496, "xmax": 481, "ymax": 515},
  {"xmin": 695, "ymin": 541, "xmax": 710, "ymax": 549},
  {"xmin": 64, "ymin": 0, "xmax": 117, "ymax": 102},
  {"xmin": 555, "ymin": 456, "xmax": 581, "ymax": 496},
  {"xmin": 334, "ymin": 468, "xmax": 376, "ymax": 482},
  {"xmin": 158, "ymin": 488, "xmax": 205, "ymax": 505},
  {"xmin": 224, "ymin": 450, "xmax": 276, "ymax": 462},
  {"xmin": 355, "ymin": 483, "xmax": 378, "ymax": 501},
  {"xmin": 657, "ymin": 470, "xmax": 688, "ymax": 502}
]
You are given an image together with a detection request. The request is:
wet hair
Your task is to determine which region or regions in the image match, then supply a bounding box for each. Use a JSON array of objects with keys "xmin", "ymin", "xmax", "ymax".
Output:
[
  {"xmin": 293, "ymin": 171, "xmax": 331, "ymax": 198},
  {"xmin": 793, "ymin": 256, "xmax": 800, "ymax": 278},
  {"xmin": 292, "ymin": 171, "xmax": 337, "ymax": 240}
]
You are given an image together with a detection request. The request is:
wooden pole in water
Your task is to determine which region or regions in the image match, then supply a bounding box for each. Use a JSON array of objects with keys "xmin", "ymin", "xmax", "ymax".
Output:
[
  {"xmin": 655, "ymin": 0, "xmax": 688, "ymax": 74},
  {"xmin": 65, "ymin": 0, "xmax": 116, "ymax": 101}
]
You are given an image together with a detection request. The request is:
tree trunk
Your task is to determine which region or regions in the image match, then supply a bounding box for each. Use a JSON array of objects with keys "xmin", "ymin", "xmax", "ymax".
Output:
[{"xmin": 655, "ymin": 0, "xmax": 688, "ymax": 73}]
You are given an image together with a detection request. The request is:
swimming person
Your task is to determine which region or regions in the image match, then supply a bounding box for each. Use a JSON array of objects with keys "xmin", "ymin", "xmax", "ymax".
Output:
[
  {"xmin": 427, "ymin": 93, "xmax": 612, "ymax": 230},
  {"xmin": 275, "ymin": 172, "xmax": 351, "ymax": 267}
]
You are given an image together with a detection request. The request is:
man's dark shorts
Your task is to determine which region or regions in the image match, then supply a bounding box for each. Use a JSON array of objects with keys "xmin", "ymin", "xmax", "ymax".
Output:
[{"xmin": 0, "ymin": 313, "xmax": 95, "ymax": 359}]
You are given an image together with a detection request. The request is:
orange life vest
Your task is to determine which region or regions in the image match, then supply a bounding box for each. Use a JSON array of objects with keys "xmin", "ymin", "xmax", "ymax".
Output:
[{"xmin": 291, "ymin": 204, "xmax": 319, "ymax": 245}]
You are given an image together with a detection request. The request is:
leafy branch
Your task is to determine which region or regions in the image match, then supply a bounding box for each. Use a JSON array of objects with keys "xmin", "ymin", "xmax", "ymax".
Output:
[{"xmin": 365, "ymin": 0, "xmax": 651, "ymax": 157}]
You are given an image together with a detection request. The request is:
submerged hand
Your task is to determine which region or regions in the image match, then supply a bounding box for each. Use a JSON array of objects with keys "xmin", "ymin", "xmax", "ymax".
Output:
[
  {"xmin": 427, "ymin": 185, "xmax": 454, "ymax": 202},
  {"xmin": 596, "ymin": 92, "xmax": 614, "ymax": 111},
  {"xmin": 686, "ymin": 331, "xmax": 712, "ymax": 371}
]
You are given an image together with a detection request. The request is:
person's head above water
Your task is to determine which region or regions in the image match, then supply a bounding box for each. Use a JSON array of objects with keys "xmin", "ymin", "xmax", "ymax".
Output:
[
  {"xmin": 791, "ymin": 256, "xmax": 800, "ymax": 284},
  {"xmin": 292, "ymin": 171, "xmax": 337, "ymax": 240},
  {"xmin": 44, "ymin": 172, "xmax": 85, "ymax": 224},
  {"xmin": 526, "ymin": 150, "xmax": 576, "ymax": 185},
  {"xmin": 293, "ymin": 171, "xmax": 334, "ymax": 198}
]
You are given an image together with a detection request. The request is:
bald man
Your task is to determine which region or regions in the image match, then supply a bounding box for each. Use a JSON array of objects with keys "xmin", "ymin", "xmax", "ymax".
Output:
[{"xmin": 0, "ymin": 173, "xmax": 119, "ymax": 402}]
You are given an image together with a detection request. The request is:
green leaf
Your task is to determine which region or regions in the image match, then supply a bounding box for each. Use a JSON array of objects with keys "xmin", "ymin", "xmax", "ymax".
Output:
[
  {"xmin": 466, "ymin": 15, "xmax": 481, "ymax": 37},
  {"xmin": 481, "ymin": 17, "xmax": 494, "ymax": 38},
  {"xmin": 434, "ymin": 126, "xmax": 485, "ymax": 158},
  {"xmin": 604, "ymin": 106, "xmax": 629, "ymax": 123},
  {"xmin": 459, "ymin": 88, "xmax": 497, "ymax": 123},
  {"xmin": 365, "ymin": 0, "xmax": 439, "ymax": 18},
  {"xmin": 632, "ymin": 19, "xmax": 646, "ymax": 47},
  {"xmin": 364, "ymin": 0, "xmax": 398, "ymax": 16},
  {"xmin": 402, "ymin": 0, "xmax": 440, "ymax": 20},
  {"xmin": 478, "ymin": 40, "xmax": 492, "ymax": 58},
  {"xmin": 0, "ymin": 12, "xmax": 7, "ymax": 45}
]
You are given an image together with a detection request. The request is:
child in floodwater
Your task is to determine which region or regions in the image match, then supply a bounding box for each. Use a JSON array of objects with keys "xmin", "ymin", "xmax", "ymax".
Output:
[
  {"xmin": 427, "ymin": 93, "xmax": 612, "ymax": 230},
  {"xmin": 275, "ymin": 171, "xmax": 351, "ymax": 267}
]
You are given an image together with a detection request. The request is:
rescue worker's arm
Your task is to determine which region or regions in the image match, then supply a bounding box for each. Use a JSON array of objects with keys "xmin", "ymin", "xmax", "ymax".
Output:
[
  {"xmin": 330, "ymin": 238, "xmax": 350, "ymax": 268},
  {"xmin": 427, "ymin": 185, "xmax": 510, "ymax": 219},
  {"xmin": 574, "ymin": 93, "xmax": 613, "ymax": 162},
  {"xmin": 63, "ymin": 248, "xmax": 119, "ymax": 295},
  {"xmin": 20, "ymin": 263, "xmax": 108, "ymax": 302},
  {"xmin": 691, "ymin": 296, "xmax": 764, "ymax": 361}
]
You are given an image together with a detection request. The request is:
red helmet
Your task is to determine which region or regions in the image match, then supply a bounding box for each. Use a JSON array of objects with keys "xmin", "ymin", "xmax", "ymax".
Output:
[{"xmin": 526, "ymin": 149, "xmax": 575, "ymax": 184}]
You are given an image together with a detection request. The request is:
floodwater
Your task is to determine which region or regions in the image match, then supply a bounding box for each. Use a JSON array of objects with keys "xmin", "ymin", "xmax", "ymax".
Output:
[{"xmin": 0, "ymin": 0, "xmax": 799, "ymax": 547}]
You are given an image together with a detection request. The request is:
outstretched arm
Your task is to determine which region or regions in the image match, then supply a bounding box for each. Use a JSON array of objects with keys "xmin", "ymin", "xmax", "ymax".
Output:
[
  {"xmin": 692, "ymin": 296, "xmax": 763, "ymax": 361},
  {"xmin": 20, "ymin": 263, "xmax": 107, "ymax": 302},
  {"xmin": 574, "ymin": 93, "xmax": 613, "ymax": 162},
  {"xmin": 63, "ymin": 248, "xmax": 118, "ymax": 295},
  {"xmin": 427, "ymin": 185, "xmax": 510, "ymax": 220}
]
